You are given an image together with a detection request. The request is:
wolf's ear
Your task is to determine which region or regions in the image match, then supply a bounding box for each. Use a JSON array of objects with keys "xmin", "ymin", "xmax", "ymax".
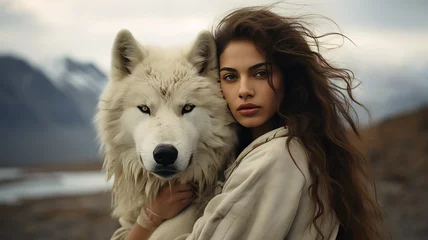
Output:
[
  {"xmin": 187, "ymin": 31, "xmax": 217, "ymax": 76},
  {"xmin": 111, "ymin": 29, "xmax": 144, "ymax": 79}
]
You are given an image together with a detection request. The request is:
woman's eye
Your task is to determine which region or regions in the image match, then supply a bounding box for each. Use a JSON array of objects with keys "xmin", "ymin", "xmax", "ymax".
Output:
[
  {"xmin": 255, "ymin": 70, "xmax": 267, "ymax": 77},
  {"xmin": 137, "ymin": 105, "xmax": 150, "ymax": 114},
  {"xmin": 182, "ymin": 104, "xmax": 195, "ymax": 114},
  {"xmin": 223, "ymin": 74, "xmax": 237, "ymax": 81}
]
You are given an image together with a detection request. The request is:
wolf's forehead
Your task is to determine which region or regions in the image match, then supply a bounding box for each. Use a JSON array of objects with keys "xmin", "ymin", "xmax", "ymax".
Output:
[
  {"xmin": 143, "ymin": 54, "xmax": 194, "ymax": 80},
  {"xmin": 148, "ymin": 63, "xmax": 193, "ymax": 85},
  {"xmin": 136, "ymin": 62, "xmax": 196, "ymax": 98}
]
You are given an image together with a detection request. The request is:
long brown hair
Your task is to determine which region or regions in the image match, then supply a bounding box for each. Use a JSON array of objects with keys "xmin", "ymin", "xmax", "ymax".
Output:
[{"xmin": 214, "ymin": 4, "xmax": 385, "ymax": 240}]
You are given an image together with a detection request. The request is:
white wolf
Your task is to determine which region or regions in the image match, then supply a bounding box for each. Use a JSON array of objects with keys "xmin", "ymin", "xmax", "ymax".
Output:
[{"xmin": 95, "ymin": 29, "xmax": 237, "ymax": 239}]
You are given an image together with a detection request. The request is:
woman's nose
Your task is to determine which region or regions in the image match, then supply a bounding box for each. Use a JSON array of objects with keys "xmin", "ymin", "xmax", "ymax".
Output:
[{"xmin": 238, "ymin": 77, "xmax": 255, "ymax": 99}]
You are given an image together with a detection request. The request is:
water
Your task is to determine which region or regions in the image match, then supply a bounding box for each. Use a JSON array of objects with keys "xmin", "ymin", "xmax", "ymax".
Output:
[{"xmin": 0, "ymin": 168, "xmax": 112, "ymax": 204}]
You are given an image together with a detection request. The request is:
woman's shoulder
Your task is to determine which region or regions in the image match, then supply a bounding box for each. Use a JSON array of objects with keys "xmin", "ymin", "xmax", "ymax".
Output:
[
  {"xmin": 225, "ymin": 127, "xmax": 311, "ymax": 182},
  {"xmin": 223, "ymin": 133, "xmax": 309, "ymax": 191},
  {"xmin": 246, "ymin": 135, "xmax": 308, "ymax": 171}
]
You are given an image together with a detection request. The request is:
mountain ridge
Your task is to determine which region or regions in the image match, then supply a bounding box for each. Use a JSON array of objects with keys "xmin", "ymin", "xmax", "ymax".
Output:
[{"xmin": 0, "ymin": 55, "xmax": 107, "ymax": 165}]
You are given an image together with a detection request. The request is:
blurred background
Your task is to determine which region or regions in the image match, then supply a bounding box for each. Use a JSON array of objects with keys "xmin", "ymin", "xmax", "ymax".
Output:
[{"xmin": 0, "ymin": 0, "xmax": 427, "ymax": 239}]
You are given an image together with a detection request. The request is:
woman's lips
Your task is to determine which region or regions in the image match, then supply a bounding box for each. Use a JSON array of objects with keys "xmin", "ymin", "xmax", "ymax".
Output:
[
  {"xmin": 238, "ymin": 107, "xmax": 260, "ymax": 116},
  {"xmin": 237, "ymin": 103, "xmax": 261, "ymax": 116}
]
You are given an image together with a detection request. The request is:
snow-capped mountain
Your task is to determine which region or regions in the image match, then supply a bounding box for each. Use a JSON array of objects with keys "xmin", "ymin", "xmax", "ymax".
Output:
[
  {"xmin": 0, "ymin": 55, "xmax": 107, "ymax": 165},
  {"xmin": 43, "ymin": 57, "xmax": 107, "ymax": 93},
  {"xmin": 0, "ymin": 56, "xmax": 87, "ymax": 129},
  {"xmin": 40, "ymin": 57, "xmax": 109, "ymax": 122}
]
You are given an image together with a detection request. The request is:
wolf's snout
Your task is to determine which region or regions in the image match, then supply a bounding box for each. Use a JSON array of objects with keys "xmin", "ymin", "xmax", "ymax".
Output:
[{"xmin": 153, "ymin": 144, "xmax": 178, "ymax": 165}]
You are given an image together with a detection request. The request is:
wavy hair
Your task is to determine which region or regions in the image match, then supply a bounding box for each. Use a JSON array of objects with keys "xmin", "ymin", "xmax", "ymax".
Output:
[{"xmin": 213, "ymin": 4, "xmax": 385, "ymax": 240}]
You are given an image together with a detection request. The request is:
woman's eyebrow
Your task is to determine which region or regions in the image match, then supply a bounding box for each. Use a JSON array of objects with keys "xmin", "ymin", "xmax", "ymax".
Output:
[
  {"xmin": 219, "ymin": 67, "xmax": 236, "ymax": 72},
  {"xmin": 248, "ymin": 62, "xmax": 269, "ymax": 71},
  {"xmin": 219, "ymin": 63, "xmax": 272, "ymax": 73}
]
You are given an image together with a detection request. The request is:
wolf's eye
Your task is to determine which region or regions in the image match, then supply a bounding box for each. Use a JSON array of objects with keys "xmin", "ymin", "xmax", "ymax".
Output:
[
  {"xmin": 182, "ymin": 104, "xmax": 195, "ymax": 115},
  {"xmin": 137, "ymin": 105, "xmax": 150, "ymax": 114}
]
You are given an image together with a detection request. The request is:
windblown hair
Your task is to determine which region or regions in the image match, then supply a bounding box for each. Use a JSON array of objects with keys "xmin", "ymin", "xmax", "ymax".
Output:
[{"xmin": 214, "ymin": 5, "xmax": 385, "ymax": 240}]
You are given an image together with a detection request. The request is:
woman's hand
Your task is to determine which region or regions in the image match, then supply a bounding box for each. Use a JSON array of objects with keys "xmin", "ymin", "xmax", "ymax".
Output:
[
  {"xmin": 146, "ymin": 183, "xmax": 195, "ymax": 225},
  {"xmin": 128, "ymin": 184, "xmax": 195, "ymax": 240}
]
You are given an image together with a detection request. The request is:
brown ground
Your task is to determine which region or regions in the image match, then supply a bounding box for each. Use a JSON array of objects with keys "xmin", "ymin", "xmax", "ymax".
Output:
[
  {"xmin": 0, "ymin": 106, "xmax": 427, "ymax": 239},
  {"xmin": 349, "ymin": 106, "xmax": 428, "ymax": 239},
  {"xmin": 0, "ymin": 192, "xmax": 119, "ymax": 240}
]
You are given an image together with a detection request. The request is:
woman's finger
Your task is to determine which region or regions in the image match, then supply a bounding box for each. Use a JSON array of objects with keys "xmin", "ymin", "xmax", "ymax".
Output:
[
  {"xmin": 180, "ymin": 196, "xmax": 196, "ymax": 204},
  {"xmin": 170, "ymin": 184, "xmax": 194, "ymax": 193},
  {"xmin": 157, "ymin": 184, "xmax": 190, "ymax": 196},
  {"xmin": 171, "ymin": 191, "xmax": 194, "ymax": 201}
]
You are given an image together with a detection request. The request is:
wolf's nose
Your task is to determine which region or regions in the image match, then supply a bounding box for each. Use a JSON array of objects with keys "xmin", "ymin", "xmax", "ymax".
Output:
[{"xmin": 153, "ymin": 144, "xmax": 178, "ymax": 165}]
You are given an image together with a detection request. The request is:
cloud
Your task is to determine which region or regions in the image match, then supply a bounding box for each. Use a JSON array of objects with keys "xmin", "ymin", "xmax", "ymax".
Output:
[
  {"xmin": 299, "ymin": 0, "xmax": 428, "ymax": 32},
  {"xmin": 333, "ymin": 0, "xmax": 428, "ymax": 31},
  {"xmin": 0, "ymin": 1, "xmax": 45, "ymax": 31},
  {"xmin": 355, "ymin": 60, "xmax": 428, "ymax": 123}
]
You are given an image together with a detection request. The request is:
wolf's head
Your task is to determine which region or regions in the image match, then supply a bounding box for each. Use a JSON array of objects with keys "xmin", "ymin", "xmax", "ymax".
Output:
[{"xmin": 95, "ymin": 30, "xmax": 236, "ymax": 212}]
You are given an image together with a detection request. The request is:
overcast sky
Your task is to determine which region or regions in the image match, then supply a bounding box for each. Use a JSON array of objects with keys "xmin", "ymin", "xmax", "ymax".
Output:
[{"xmin": 1, "ymin": 0, "xmax": 427, "ymax": 123}]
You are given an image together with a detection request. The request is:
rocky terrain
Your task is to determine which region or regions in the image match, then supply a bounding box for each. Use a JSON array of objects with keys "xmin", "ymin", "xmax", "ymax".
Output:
[
  {"xmin": 351, "ymin": 105, "xmax": 428, "ymax": 239},
  {"xmin": 0, "ymin": 192, "xmax": 118, "ymax": 240}
]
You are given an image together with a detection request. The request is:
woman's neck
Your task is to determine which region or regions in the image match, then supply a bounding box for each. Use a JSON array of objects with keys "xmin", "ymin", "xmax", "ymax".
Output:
[
  {"xmin": 251, "ymin": 116, "xmax": 283, "ymax": 140},
  {"xmin": 251, "ymin": 127, "xmax": 269, "ymax": 140},
  {"xmin": 251, "ymin": 122, "xmax": 274, "ymax": 140}
]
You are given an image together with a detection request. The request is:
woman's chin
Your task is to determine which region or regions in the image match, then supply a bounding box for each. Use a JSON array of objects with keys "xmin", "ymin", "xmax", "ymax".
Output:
[{"xmin": 236, "ymin": 117, "xmax": 266, "ymax": 129}]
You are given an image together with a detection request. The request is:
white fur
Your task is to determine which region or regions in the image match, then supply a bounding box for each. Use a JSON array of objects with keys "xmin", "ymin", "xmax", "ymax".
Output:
[{"xmin": 95, "ymin": 29, "xmax": 237, "ymax": 239}]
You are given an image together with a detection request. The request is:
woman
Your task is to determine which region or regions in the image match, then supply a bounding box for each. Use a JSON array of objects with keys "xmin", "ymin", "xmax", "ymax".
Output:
[{"xmin": 125, "ymin": 5, "xmax": 384, "ymax": 240}]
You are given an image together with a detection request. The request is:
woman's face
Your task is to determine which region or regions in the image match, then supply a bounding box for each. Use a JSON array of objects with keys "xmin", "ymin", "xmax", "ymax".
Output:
[{"xmin": 219, "ymin": 40, "xmax": 284, "ymax": 135}]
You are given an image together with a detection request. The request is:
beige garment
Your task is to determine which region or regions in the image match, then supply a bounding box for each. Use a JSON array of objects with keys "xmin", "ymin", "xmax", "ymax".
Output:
[{"xmin": 174, "ymin": 127, "xmax": 339, "ymax": 240}]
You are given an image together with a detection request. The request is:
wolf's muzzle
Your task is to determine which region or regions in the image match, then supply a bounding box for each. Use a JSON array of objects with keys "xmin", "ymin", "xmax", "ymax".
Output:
[{"xmin": 153, "ymin": 144, "xmax": 178, "ymax": 166}]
